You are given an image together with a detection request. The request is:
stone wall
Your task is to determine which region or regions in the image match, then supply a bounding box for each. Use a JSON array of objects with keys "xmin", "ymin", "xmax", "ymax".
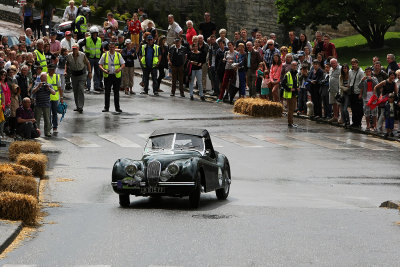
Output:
[
  {"xmin": 0, "ymin": 4, "xmax": 21, "ymax": 24},
  {"xmin": 225, "ymin": 0, "xmax": 284, "ymax": 39}
]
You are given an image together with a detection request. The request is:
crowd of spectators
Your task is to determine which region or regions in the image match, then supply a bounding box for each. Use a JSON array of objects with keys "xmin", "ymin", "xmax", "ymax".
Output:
[{"xmin": 1, "ymin": 2, "xmax": 400, "ymax": 146}]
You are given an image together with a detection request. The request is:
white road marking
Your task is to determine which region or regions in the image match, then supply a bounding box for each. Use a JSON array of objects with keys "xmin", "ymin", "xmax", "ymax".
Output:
[
  {"xmin": 99, "ymin": 134, "xmax": 141, "ymax": 147},
  {"xmin": 63, "ymin": 136, "xmax": 100, "ymax": 148},
  {"xmin": 326, "ymin": 136, "xmax": 390, "ymax": 151},
  {"xmin": 250, "ymin": 134, "xmax": 300, "ymax": 148},
  {"xmin": 287, "ymin": 134, "xmax": 350, "ymax": 150},
  {"xmin": 36, "ymin": 137, "xmax": 56, "ymax": 148},
  {"xmin": 216, "ymin": 134, "xmax": 263, "ymax": 147}
]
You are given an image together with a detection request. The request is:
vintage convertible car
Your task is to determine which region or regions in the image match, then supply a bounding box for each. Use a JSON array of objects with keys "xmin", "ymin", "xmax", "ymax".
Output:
[{"xmin": 111, "ymin": 128, "xmax": 231, "ymax": 208}]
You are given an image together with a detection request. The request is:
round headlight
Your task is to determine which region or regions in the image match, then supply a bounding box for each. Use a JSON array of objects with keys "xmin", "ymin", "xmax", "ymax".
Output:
[
  {"xmin": 125, "ymin": 165, "xmax": 137, "ymax": 177},
  {"xmin": 167, "ymin": 163, "xmax": 179, "ymax": 176}
]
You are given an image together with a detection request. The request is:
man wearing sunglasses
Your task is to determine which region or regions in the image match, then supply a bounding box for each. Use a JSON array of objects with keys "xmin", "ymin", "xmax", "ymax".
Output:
[{"xmin": 263, "ymin": 39, "xmax": 280, "ymax": 69}]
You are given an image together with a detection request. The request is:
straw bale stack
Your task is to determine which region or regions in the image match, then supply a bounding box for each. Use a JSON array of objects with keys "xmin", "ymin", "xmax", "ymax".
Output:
[
  {"xmin": 0, "ymin": 174, "xmax": 38, "ymax": 197},
  {"xmin": 9, "ymin": 141, "xmax": 42, "ymax": 161},
  {"xmin": 0, "ymin": 163, "xmax": 33, "ymax": 177},
  {"xmin": 0, "ymin": 192, "xmax": 39, "ymax": 224},
  {"xmin": 234, "ymin": 98, "xmax": 283, "ymax": 117},
  {"xmin": 0, "ymin": 164, "xmax": 16, "ymax": 179},
  {"xmin": 16, "ymin": 153, "xmax": 48, "ymax": 178}
]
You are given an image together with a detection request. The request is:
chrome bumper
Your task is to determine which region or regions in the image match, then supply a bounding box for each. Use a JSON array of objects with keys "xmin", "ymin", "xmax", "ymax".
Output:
[{"xmin": 111, "ymin": 181, "xmax": 195, "ymax": 186}]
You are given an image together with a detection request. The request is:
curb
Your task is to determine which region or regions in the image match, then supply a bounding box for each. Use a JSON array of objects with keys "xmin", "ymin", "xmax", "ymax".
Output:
[
  {"xmin": 0, "ymin": 221, "xmax": 23, "ymax": 254},
  {"xmin": 0, "ymin": 150, "xmax": 55, "ymax": 255},
  {"xmin": 294, "ymin": 113, "xmax": 400, "ymax": 142}
]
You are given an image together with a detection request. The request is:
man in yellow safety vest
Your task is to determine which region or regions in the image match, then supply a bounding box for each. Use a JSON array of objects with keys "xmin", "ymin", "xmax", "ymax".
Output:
[
  {"xmin": 99, "ymin": 42, "xmax": 125, "ymax": 113},
  {"xmin": 138, "ymin": 35, "xmax": 161, "ymax": 95},
  {"xmin": 282, "ymin": 61, "xmax": 300, "ymax": 127},
  {"xmin": 34, "ymin": 39, "xmax": 48, "ymax": 73},
  {"xmin": 79, "ymin": 26, "xmax": 102, "ymax": 92},
  {"xmin": 47, "ymin": 64, "xmax": 63, "ymax": 135},
  {"xmin": 74, "ymin": 7, "xmax": 90, "ymax": 40}
]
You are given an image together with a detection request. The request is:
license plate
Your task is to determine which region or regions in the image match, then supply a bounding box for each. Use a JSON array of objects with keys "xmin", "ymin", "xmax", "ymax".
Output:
[{"xmin": 141, "ymin": 187, "xmax": 165, "ymax": 194}]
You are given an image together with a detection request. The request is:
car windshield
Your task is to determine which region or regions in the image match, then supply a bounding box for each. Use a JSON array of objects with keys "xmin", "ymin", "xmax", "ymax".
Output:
[
  {"xmin": 144, "ymin": 133, "xmax": 204, "ymax": 153},
  {"xmin": 7, "ymin": 36, "xmax": 19, "ymax": 47}
]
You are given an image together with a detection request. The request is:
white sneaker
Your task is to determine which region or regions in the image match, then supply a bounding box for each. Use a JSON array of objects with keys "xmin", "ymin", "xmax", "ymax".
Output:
[{"xmin": 53, "ymin": 128, "xmax": 58, "ymax": 134}]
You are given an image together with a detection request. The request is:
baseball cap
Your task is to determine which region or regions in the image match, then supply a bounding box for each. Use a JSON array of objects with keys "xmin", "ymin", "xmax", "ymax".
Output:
[
  {"xmin": 146, "ymin": 35, "xmax": 153, "ymax": 40},
  {"xmin": 72, "ymin": 43, "xmax": 79, "ymax": 49},
  {"xmin": 125, "ymin": 39, "xmax": 132, "ymax": 44},
  {"xmin": 174, "ymin": 38, "xmax": 181, "ymax": 42},
  {"xmin": 47, "ymin": 64, "xmax": 56, "ymax": 70},
  {"xmin": 65, "ymin": 31, "xmax": 72, "ymax": 36}
]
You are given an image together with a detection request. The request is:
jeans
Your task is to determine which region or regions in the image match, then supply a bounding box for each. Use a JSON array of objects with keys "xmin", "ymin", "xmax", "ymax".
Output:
[
  {"xmin": 298, "ymin": 87, "xmax": 307, "ymax": 112},
  {"xmin": 189, "ymin": 69, "xmax": 203, "ymax": 97},
  {"xmin": 50, "ymin": 100, "xmax": 58, "ymax": 129},
  {"xmin": 87, "ymin": 58, "xmax": 101, "ymax": 90},
  {"xmin": 34, "ymin": 106, "xmax": 51, "ymax": 136},
  {"xmin": 143, "ymin": 68, "xmax": 158, "ymax": 94},
  {"xmin": 321, "ymin": 87, "xmax": 331, "ymax": 118},
  {"xmin": 341, "ymin": 93, "xmax": 351, "ymax": 124},
  {"xmin": 377, "ymin": 107, "xmax": 385, "ymax": 131},
  {"xmin": 104, "ymin": 74, "xmax": 121, "ymax": 110},
  {"xmin": 238, "ymin": 70, "xmax": 246, "ymax": 96}
]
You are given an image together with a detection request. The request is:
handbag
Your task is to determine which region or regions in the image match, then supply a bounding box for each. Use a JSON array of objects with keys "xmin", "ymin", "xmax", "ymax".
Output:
[{"xmin": 335, "ymin": 92, "xmax": 344, "ymax": 103}]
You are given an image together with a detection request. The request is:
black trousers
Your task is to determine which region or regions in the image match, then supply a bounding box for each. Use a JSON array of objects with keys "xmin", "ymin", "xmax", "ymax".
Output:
[
  {"xmin": 143, "ymin": 68, "xmax": 159, "ymax": 93},
  {"xmin": 104, "ymin": 74, "xmax": 121, "ymax": 110},
  {"xmin": 350, "ymin": 93, "xmax": 364, "ymax": 126},
  {"xmin": 310, "ymin": 84, "xmax": 322, "ymax": 117},
  {"xmin": 17, "ymin": 122, "xmax": 38, "ymax": 139}
]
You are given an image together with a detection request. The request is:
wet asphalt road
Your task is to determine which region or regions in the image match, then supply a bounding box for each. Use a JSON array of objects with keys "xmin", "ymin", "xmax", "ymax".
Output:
[{"xmin": 2, "ymin": 74, "xmax": 400, "ymax": 266}]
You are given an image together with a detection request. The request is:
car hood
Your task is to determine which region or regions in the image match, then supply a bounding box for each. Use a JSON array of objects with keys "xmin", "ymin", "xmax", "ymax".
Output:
[{"xmin": 141, "ymin": 151, "xmax": 200, "ymax": 166}]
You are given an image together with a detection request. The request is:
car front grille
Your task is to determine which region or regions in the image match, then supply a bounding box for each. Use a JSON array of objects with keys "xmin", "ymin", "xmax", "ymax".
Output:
[{"xmin": 147, "ymin": 160, "xmax": 161, "ymax": 186}]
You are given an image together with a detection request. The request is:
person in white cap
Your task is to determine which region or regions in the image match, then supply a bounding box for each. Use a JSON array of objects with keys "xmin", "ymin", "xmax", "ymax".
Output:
[{"xmin": 66, "ymin": 43, "xmax": 91, "ymax": 113}]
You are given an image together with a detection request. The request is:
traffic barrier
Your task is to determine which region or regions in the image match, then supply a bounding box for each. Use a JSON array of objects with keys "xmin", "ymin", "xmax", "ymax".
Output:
[
  {"xmin": 16, "ymin": 153, "xmax": 48, "ymax": 178},
  {"xmin": 0, "ymin": 192, "xmax": 38, "ymax": 224},
  {"xmin": 9, "ymin": 141, "xmax": 42, "ymax": 161},
  {"xmin": 234, "ymin": 98, "xmax": 283, "ymax": 117},
  {"xmin": 0, "ymin": 164, "xmax": 16, "ymax": 179},
  {"xmin": 0, "ymin": 174, "xmax": 38, "ymax": 198}
]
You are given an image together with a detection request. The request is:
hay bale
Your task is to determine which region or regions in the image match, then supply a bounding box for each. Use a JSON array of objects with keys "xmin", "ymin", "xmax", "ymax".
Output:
[
  {"xmin": 0, "ymin": 164, "xmax": 16, "ymax": 179},
  {"xmin": 0, "ymin": 191, "xmax": 38, "ymax": 224},
  {"xmin": 233, "ymin": 98, "xmax": 283, "ymax": 117},
  {"xmin": 0, "ymin": 163, "xmax": 33, "ymax": 177},
  {"xmin": 0, "ymin": 174, "xmax": 38, "ymax": 197},
  {"xmin": 16, "ymin": 153, "xmax": 48, "ymax": 178},
  {"xmin": 9, "ymin": 141, "xmax": 42, "ymax": 161}
]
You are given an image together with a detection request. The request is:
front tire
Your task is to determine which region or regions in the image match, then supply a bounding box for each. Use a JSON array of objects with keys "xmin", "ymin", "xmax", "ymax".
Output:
[
  {"xmin": 119, "ymin": 194, "xmax": 130, "ymax": 207},
  {"xmin": 189, "ymin": 171, "xmax": 201, "ymax": 208},
  {"xmin": 216, "ymin": 165, "xmax": 230, "ymax": 200}
]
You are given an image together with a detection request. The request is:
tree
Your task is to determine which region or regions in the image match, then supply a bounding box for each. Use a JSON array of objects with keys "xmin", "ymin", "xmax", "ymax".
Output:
[{"xmin": 276, "ymin": 0, "xmax": 400, "ymax": 49}]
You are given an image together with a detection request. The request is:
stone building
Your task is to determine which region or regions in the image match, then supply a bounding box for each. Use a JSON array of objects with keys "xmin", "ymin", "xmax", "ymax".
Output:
[{"xmin": 225, "ymin": 0, "xmax": 284, "ymax": 39}]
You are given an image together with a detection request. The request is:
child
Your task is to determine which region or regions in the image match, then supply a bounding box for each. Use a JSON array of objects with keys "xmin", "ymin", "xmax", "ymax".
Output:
[
  {"xmin": 129, "ymin": 13, "xmax": 141, "ymax": 51},
  {"xmin": 256, "ymin": 62, "xmax": 265, "ymax": 96},
  {"xmin": 260, "ymin": 70, "xmax": 270, "ymax": 99},
  {"xmin": 384, "ymin": 93, "xmax": 397, "ymax": 138},
  {"xmin": 298, "ymin": 65, "xmax": 309, "ymax": 114}
]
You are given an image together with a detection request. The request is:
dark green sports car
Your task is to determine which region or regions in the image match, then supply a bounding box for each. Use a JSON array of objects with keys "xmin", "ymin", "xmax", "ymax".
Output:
[{"xmin": 111, "ymin": 128, "xmax": 231, "ymax": 208}]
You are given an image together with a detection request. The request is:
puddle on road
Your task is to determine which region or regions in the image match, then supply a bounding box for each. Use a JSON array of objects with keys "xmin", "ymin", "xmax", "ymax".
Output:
[{"xmin": 192, "ymin": 214, "xmax": 233, "ymax": 219}]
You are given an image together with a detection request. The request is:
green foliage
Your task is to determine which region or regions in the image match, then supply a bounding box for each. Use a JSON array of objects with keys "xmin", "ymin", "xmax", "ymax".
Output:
[
  {"xmin": 276, "ymin": 0, "xmax": 400, "ymax": 48},
  {"xmin": 332, "ymin": 32, "xmax": 400, "ymax": 69}
]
